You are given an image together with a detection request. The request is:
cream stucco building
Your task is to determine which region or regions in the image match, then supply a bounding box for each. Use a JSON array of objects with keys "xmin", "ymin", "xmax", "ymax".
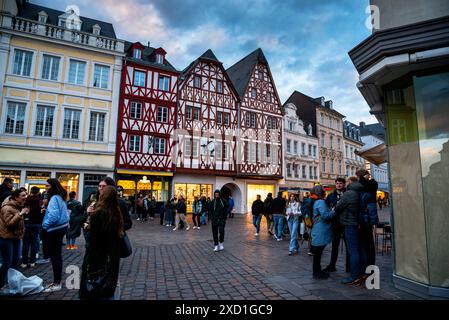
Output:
[{"xmin": 0, "ymin": 0, "xmax": 124, "ymax": 200}]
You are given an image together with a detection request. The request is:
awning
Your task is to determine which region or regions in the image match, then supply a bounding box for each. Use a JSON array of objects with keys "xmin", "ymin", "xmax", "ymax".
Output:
[{"xmin": 355, "ymin": 143, "xmax": 387, "ymax": 165}]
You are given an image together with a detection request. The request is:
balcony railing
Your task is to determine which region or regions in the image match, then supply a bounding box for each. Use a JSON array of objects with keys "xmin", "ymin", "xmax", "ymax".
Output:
[{"xmin": 1, "ymin": 14, "xmax": 124, "ymax": 53}]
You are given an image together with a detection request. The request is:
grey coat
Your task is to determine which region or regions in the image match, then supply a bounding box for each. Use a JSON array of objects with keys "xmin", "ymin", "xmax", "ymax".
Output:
[{"xmin": 335, "ymin": 182, "xmax": 364, "ymax": 226}]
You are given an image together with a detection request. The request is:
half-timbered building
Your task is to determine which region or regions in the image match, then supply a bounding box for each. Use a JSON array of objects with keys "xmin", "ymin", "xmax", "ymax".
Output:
[
  {"xmin": 174, "ymin": 49, "xmax": 240, "ymax": 211},
  {"xmin": 227, "ymin": 48, "xmax": 284, "ymax": 213},
  {"xmin": 115, "ymin": 41, "xmax": 179, "ymax": 201}
]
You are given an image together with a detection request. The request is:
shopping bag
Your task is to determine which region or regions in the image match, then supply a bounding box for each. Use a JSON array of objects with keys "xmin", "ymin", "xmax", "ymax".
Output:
[{"xmin": 7, "ymin": 268, "xmax": 44, "ymax": 296}]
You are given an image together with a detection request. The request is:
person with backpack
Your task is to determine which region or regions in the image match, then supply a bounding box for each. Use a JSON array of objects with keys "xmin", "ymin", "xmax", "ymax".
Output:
[
  {"xmin": 251, "ymin": 195, "xmax": 264, "ymax": 236},
  {"xmin": 335, "ymin": 176, "xmax": 366, "ymax": 286},
  {"xmin": 41, "ymin": 179, "xmax": 69, "ymax": 293},
  {"xmin": 66, "ymin": 191, "xmax": 83, "ymax": 250},
  {"xmin": 309, "ymin": 185, "xmax": 334, "ymax": 279},
  {"xmin": 21, "ymin": 187, "xmax": 43, "ymax": 268},
  {"xmin": 323, "ymin": 177, "xmax": 350, "ymax": 273},
  {"xmin": 209, "ymin": 190, "xmax": 228, "ymax": 252},
  {"xmin": 192, "ymin": 196, "xmax": 202, "ymax": 230},
  {"xmin": 263, "ymin": 193, "xmax": 274, "ymax": 236},
  {"xmin": 356, "ymin": 169, "xmax": 379, "ymax": 268},
  {"xmin": 272, "ymin": 192, "xmax": 287, "ymax": 241},
  {"xmin": 286, "ymin": 194, "xmax": 301, "ymax": 256}
]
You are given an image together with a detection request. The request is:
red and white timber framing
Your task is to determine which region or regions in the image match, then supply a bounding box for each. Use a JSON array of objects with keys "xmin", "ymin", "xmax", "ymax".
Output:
[
  {"xmin": 116, "ymin": 59, "xmax": 179, "ymax": 172},
  {"xmin": 238, "ymin": 63, "xmax": 283, "ymax": 178},
  {"xmin": 176, "ymin": 58, "xmax": 239, "ymax": 176}
]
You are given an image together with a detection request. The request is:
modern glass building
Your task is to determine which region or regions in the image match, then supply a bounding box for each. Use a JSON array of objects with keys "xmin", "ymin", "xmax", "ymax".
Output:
[{"xmin": 349, "ymin": 0, "xmax": 449, "ymax": 298}]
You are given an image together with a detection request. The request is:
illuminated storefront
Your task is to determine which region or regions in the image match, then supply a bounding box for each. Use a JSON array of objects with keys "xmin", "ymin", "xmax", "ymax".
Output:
[
  {"xmin": 0, "ymin": 170, "xmax": 21, "ymax": 189},
  {"xmin": 246, "ymin": 184, "xmax": 275, "ymax": 213},
  {"xmin": 57, "ymin": 173, "xmax": 79, "ymax": 195},
  {"xmin": 174, "ymin": 183, "xmax": 213, "ymax": 213},
  {"xmin": 25, "ymin": 171, "xmax": 51, "ymax": 193},
  {"xmin": 117, "ymin": 178, "xmax": 169, "ymax": 201}
]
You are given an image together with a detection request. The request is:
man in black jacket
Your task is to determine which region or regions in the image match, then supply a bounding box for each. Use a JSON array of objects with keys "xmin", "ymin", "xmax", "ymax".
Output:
[
  {"xmin": 263, "ymin": 193, "xmax": 274, "ymax": 235},
  {"xmin": 271, "ymin": 192, "xmax": 287, "ymax": 241},
  {"xmin": 0, "ymin": 178, "xmax": 13, "ymax": 204},
  {"xmin": 323, "ymin": 177, "xmax": 349, "ymax": 273},
  {"xmin": 251, "ymin": 195, "xmax": 264, "ymax": 236},
  {"xmin": 209, "ymin": 190, "xmax": 228, "ymax": 252},
  {"xmin": 174, "ymin": 195, "xmax": 190, "ymax": 231}
]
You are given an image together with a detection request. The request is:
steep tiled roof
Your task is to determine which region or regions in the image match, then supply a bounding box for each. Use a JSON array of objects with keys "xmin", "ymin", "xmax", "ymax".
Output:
[{"xmin": 124, "ymin": 41, "xmax": 178, "ymax": 73}]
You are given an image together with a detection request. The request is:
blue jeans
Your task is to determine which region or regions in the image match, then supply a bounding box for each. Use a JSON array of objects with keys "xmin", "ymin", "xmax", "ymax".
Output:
[
  {"xmin": 0, "ymin": 238, "xmax": 21, "ymax": 288},
  {"xmin": 287, "ymin": 216, "xmax": 300, "ymax": 252},
  {"xmin": 273, "ymin": 214, "xmax": 284, "ymax": 239},
  {"xmin": 22, "ymin": 224, "xmax": 41, "ymax": 264},
  {"xmin": 252, "ymin": 214, "xmax": 262, "ymax": 233},
  {"xmin": 344, "ymin": 225, "xmax": 365, "ymax": 280}
]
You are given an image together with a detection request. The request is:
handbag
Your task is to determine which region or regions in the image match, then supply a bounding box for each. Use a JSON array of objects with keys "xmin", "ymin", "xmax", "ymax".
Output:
[
  {"xmin": 119, "ymin": 232, "xmax": 132, "ymax": 258},
  {"xmin": 80, "ymin": 263, "xmax": 115, "ymax": 300}
]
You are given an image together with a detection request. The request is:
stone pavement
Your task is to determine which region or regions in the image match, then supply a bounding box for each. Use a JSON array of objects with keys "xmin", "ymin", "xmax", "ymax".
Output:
[{"xmin": 8, "ymin": 213, "xmax": 424, "ymax": 300}]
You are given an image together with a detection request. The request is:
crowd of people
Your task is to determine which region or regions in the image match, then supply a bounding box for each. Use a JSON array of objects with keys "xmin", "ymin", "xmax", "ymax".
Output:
[
  {"xmin": 0, "ymin": 176, "xmax": 132, "ymax": 299},
  {"xmin": 0, "ymin": 167, "xmax": 380, "ymax": 298},
  {"xmin": 250, "ymin": 168, "xmax": 380, "ymax": 285}
]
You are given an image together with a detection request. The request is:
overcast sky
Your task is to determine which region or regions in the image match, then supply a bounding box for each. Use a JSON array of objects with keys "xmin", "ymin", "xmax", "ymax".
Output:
[{"xmin": 35, "ymin": 0, "xmax": 376, "ymax": 124}]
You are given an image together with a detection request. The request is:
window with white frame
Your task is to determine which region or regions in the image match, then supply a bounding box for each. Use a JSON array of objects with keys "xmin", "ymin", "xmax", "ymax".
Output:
[
  {"xmin": 267, "ymin": 92, "xmax": 272, "ymax": 103},
  {"xmin": 321, "ymin": 133, "xmax": 325, "ymax": 147},
  {"xmin": 133, "ymin": 49, "xmax": 141, "ymax": 59},
  {"xmin": 320, "ymin": 113, "xmax": 324, "ymax": 124},
  {"xmin": 301, "ymin": 143, "xmax": 306, "ymax": 155},
  {"xmin": 289, "ymin": 121, "xmax": 294, "ymax": 131},
  {"xmin": 133, "ymin": 70, "xmax": 146, "ymax": 87},
  {"xmin": 272, "ymin": 146, "xmax": 278, "ymax": 164},
  {"xmin": 194, "ymin": 75, "xmax": 201, "ymax": 88},
  {"xmin": 129, "ymin": 135, "xmax": 141, "ymax": 152},
  {"xmin": 314, "ymin": 167, "xmax": 317, "ymax": 179},
  {"xmin": 68, "ymin": 59, "xmax": 86, "ymax": 85},
  {"xmin": 286, "ymin": 139, "xmax": 291, "ymax": 153},
  {"xmin": 217, "ymin": 81, "xmax": 223, "ymax": 93},
  {"xmin": 249, "ymin": 143, "xmax": 256, "ymax": 163},
  {"xmin": 337, "ymin": 138, "xmax": 341, "ymax": 150},
  {"xmin": 258, "ymin": 70, "xmax": 264, "ymax": 80},
  {"xmin": 222, "ymin": 143, "xmax": 228, "ymax": 159},
  {"xmin": 5, "ymin": 102, "xmax": 26, "ymax": 135},
  {"xmin": 130, "ymin": 102, "xmax": 142, "ymax": 119},
  {"xmin": 158, "ymin": 75, "xmax": 170, "ymax": 91},
  {"xmin": 193, "ymin": 107, "xmax": 200, "ymax": 121},
  {"xmin": 184, "ymin": 139, "xmax": 192, "ymax": 157},
  {"xmin": 88, "ymin": 112, "xmax": 106, "ymax": 142},
  {"xmin": 224, "ymin": 112, "xmax": 230, "ymax": 126},
  {"xmin": 294, "ymin": 141, "xmax": 298, "ymax": 154},
  {"xmin": 313, "ymin": 145, "xmax": 317, "ymax": 157},
  {"xmin": 338, "ymin": 160, "xmax": 342, "ymax": 175},
  {"xmin": 302, "ymin": 165, "xmax": 307, "ymax": 178},
  {"xmin": 93, "ymin": 64, "xmax": 110, "ymax": 89},
  {"xmin": 154, "ymin": 137, "xmax": 166, "ymax": 154},
  {"xmin": 265, "ymin": 144, "xmax": 271, "ymax": 162},
  {"xmin": 217, "ymin": 111, "xmax": 223, "ymax": 125},
  {"xmin": 308, "ymin": 144, "xmax": 312, "ymax": 156},
  {"xmin": 251, "ymin": 88, "xmax": 257, "ymax": 99},
  {"xmin": 156, "ymin": 54, "xmax": 164, "ymax": 64},
  {"xmin": 157, "ymin": 106, "xmax": 168, "ymax": 123},
  {"xmin": 41, "ymin": 54, "xmax": 60, "ymax": 81},
  {"xmin": 192, "ymin": 140, "xmax": 199, "ymax": 157},
  {"xmin": 287, "ymin": 163, "xmax": 291, "ymax": 177},
  {"xmin": 293, "ymin": 164, "xmax": 298, "ymax": 178},
  {"xmin": 62, "ymin": 108, "xmax": 81, "ymax": 139},
  {"xmin": 215, "ymin": 141, "xmax": 222, "ymax": 159},
  {"xmin": 309, "ymin": 166, "xmax": 313, "ymax": 179},
  {"xmin": 185, "ymin": 106, "xmax": 192, "ymax": 120},
  {"xmin": 34, "ymin": 105, "xmax": 54, "ymax": 137},
  {"xmin": 322, "ymin": 158, "xmax": 326, "ymax": 172},
  {"xmin": 13, "ymin": 49, "xmax": 33, "ymax": 77}
]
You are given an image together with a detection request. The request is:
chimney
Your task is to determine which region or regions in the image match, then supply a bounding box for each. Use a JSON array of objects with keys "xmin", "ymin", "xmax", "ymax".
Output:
[
  {"xmin": 359, "ymin": 121, "xmax": 366, "ymax": 128},
  {"xmin": 147, "ymin": 41, "xmax": 150, "ymax": 47}
]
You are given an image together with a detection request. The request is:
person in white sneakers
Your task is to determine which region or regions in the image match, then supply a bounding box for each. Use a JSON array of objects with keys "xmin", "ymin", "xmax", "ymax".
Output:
[
  {"xmin": 173, "ymin": 195, "xmax": 190, "ymax": 231},
  {"xmin": 209, "ymin": 190, "xmax": 228, "ymax": 252},
  {"xmin": 192, "ymin": 196, "xmax": 202, "ymax": 230},
  {"xmin": 251, "ymin": 195, "xmax": 264, "ymax": 236}
]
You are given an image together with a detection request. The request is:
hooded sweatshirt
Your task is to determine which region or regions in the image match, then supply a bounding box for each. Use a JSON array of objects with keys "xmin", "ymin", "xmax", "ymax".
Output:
[
  {"xmin": 335, "ymin": 182, "xmax": 364, "ymax": 226},
  {"xmin": 209, "ymin": 190, "xmax": 228, "ymax": 222},
  {"xmin": 0, "ymin": 196, "xmax": 25, "ymax": 239}
]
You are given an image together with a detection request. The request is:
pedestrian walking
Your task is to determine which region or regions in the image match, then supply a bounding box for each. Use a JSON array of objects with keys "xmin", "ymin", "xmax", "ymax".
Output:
[
  {"xmin": 323, "ymin": 178, "xmax": 350, "ymax": 273},
  {"xmin": 209, "ymin": 190, "xmax": 228, "ymax": 252},
  {"xmin": 21, "ymin": 186, "xmax": 43, "ymax": 267},
  {"xmin": 142, "ymin": 194, "xmax": 150, "ymax": 222},
  {"xmin": 286, "ymin": 194, "xmax": 301, "ymax": 256},
  {"xmin": 0, "ymin": 189, "xmax": 28, "ymax": 294},
  {"xmin": 272, "ymin": 192, "xmax": 287, "ymax": 241},
  {"xmin": 149, "ymin": 196, "xmax": 156, "ymax": 221},
  {"xmin": 164, "ymin": 199, "xmax": 175, "ymax": 227},
  {"xmin": 227, "ymin": 195, "xmax": 235, "ymax": 218},
  {"xmin": 79, "ymin": 186, "xmax": 123, "ymax": 300},
  {"xmin": 41, "ymin": 178, "xmax": 69, "ymax": 293},
  {"xmin": 206, "ymin": 197, "xmax": 212, "ymax": 222},
  {"xmin": 263, "ymin": 193, "xmax": 274, "ymax": 236},
  {"xmin": 309, "ymin": 185, "xmax": 334, "ymax": 279},
  {"xmin": 200, "ymin": 196, "xmax": 208, "ymax": 225},
  {"xmin": 192, "ymin": 196, "xmax": 202, "ymax": 230},
  {"xmin": 173, "ymin": 195, "xmax": 190, "ymax": 231},
  {"xmin": 66, "ymin": 191, "xmax": 83, "ymax": 250},
  {"xmin": 335, "ymin": 176, "xmax": 366, "ymax": 285},
  {"xmin": 136, "ymin": 194, "xmax": 144, "ymax": 221},
  {"xmin": 0, "ymin": 178, "xmax": 14, "ymax": 204},
  {"xmin": 251, "ymin": 195, "xmax": 264, "ymax": 236}
]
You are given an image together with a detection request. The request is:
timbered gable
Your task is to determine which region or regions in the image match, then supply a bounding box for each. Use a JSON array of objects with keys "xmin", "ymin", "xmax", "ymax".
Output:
[{"xmin": 176, "ymin": 50, "xmax": 239, "ymax": 175}]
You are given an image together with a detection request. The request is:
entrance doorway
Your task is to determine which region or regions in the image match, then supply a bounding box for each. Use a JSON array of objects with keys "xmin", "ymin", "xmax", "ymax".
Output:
[{"xmin": 221, "ymin": 183, "xmax": 242, "ymax": 214}]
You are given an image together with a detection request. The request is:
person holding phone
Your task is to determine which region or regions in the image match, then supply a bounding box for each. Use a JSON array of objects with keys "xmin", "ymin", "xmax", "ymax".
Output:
[{"xmin": 0, "ymin": 189, "xmax": 29, "ymax": 294}]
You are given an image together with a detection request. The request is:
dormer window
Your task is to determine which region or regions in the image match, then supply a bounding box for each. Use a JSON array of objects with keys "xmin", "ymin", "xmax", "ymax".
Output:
[
  {"xmin": 133, "ymin": 49, "xmax": 142, "ymax": 59},
  {"xmin": 92, "ymin": 24, "xmax": 101, "ymax": 36},
  {"xmin": 59, "ymin": 19, "xmax": 66, "ymax": 28},
  {"xmin": 156, "ymin": 54, "xmax": 164, "ymax": 64},
  {"xmin": 308, "ymin": 124, "xmax": 312, "ymax": 135},
  {"xmin": 38, "ymin": 11, "xmax": 48, "ymax": 24},
  {"xmin": 59, "ymin": 8, "xmax": 82, "ymax": 30}
]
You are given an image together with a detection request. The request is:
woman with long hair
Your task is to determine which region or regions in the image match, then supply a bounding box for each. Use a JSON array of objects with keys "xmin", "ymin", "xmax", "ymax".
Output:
[
  {"xmin": 41, "ymin": 178, "xmax": 69, "ymax": 292},
  {"xmin": 79, "ymin": 185, "xmax": 124, "ymax": 300},
  {"xmin": 286, "ymin": 194, "xmax": 301, "ymax": 256}
]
